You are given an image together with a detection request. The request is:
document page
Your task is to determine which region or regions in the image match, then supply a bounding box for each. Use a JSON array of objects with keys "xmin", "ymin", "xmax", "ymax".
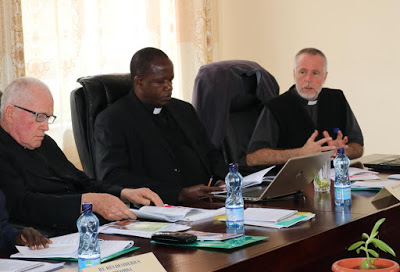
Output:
[
  {"xmin": 330, "ymin": 167, "xmax": 380, "ymax": 181},
  {"xmin": 352, "ymin": 179, "xmax": 400, "ymax": 189},
  {"xmin": 0, "ymin": 259, "xmax": 64, "ymax": 272},
  {"xmin": 131, "ymin": 205, "xmax": 225, "ymax": 222},
  {"xmin": 100, "ymin": 220, "xmax": 190, "ymax": 238},
  {"xmin": 244, "ymin": 212, "xmax": 315, "ymax": 229},
  {"xmin": 211, "ymin": 166, "xmax": 276, "ymax": 195},
  {"xmin": 242, "ymin": 165, "xmax": 276, "ymax": 188},
  {"xmin": 12, "ymin": 231, "xmax": 134, "ymax": 260},
  {"xmin": 244, "ymin": 208, "xmax": 298, "ymax": 223}
]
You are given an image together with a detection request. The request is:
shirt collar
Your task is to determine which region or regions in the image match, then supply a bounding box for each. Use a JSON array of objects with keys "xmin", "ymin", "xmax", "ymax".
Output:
[
  {"xmin": 132, "ymin": 91, "xmax": 163, "ymax": 114},
  {"xmin": 290, "ymin": 85, "xmax": 318, "ymax": 106}
]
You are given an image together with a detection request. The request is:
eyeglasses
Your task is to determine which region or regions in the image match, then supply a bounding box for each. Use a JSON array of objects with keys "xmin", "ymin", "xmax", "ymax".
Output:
[{"xmin": 13, "ymin": 105, "xmax": 57, "ymax": 124}]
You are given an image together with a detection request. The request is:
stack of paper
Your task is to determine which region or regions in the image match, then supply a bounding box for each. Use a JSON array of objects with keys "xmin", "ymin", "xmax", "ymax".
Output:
[
  {"xmin": 244, "ymin": 212, "xmax": 315, "ymax": 229},
  {"xmin": 131, "ymin": 205, "xmax": 225, "ymax": 222},
  {"xmin": 352, "ymin": 179, "xmax": 400, "ymax": 190},
  {"xmin": 11, "ymin": 232, "xmax": 136, "ymax": 262},
  {"xmin": 240, "ymin": 208, "xmax": 315, "ymax": 229},
  {"xmin": 218, "ymin": 208, "xmax": 314, "ymax": 229},
  {"xmin": 100, "ymin": 220, "xmax": 190, "ymax": 238},
  {"xmin": 245, "ymin": 208, "xmax": 297, "ymax": 222},
  {"xmin": 330, "ymin": 167, "xmax": 380, "ymax": 181}
]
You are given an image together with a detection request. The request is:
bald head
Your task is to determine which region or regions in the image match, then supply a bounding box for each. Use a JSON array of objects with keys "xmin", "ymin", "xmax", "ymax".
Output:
[
  {"xmin": 0, "ymin": 77, "xmax": 54, "ymax": 149},
  {"xmin": 1, "ymin": 77, "xmax": 52, "ymax": 117}
]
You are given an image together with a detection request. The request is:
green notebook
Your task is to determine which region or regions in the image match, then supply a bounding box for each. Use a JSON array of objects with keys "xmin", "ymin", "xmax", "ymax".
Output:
[{"xmin": 151, "ymin": 235, "xmax": 267, "ymax": 249}]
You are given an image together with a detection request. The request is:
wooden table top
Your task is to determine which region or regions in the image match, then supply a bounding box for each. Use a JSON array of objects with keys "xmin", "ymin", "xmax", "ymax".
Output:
[{"xmin": 6, "ymin": 155, "xmax": 400, "ymax": 271}]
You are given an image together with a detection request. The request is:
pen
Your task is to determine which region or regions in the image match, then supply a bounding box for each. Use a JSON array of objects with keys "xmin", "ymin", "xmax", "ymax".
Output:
[{"xmin": 207, "ymin": 175, "xmax": 213, "ymax": 187}]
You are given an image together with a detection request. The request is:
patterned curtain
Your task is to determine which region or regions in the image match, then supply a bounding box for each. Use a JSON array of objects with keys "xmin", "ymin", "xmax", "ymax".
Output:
[
  {"xmin": 0, "ymin": 0, "xmax": 25, "ymax": 92},
  {"xmin": 175, "ymin": 0, "xmax": 219, "ymax": 102}
]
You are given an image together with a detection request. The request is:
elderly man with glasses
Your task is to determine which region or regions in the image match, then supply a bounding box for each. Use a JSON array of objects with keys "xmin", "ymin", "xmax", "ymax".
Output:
[{"xmin": 0, "ymin": 77, "xmax": 163, "ymax": 236}]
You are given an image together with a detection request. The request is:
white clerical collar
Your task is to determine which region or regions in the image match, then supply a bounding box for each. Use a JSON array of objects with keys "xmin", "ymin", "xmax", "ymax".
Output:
[
  {"xmin": 308, "ymin": 100, "xmax": 318, "ymax": 106},
  {"xmin": 153, "ymin": 108, "xmax": 162, "ymax": 114}
]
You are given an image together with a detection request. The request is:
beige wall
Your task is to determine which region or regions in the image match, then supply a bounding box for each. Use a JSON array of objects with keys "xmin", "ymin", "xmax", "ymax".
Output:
[{"xmin": 217, "ymin": 0, "xmax": 400, "ymax": 156}]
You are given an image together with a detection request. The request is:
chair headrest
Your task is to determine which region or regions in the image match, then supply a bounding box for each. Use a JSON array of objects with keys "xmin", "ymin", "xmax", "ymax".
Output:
[{"xmin": 77, "ymin": 73, "xmax": 132, "ymax": 106}]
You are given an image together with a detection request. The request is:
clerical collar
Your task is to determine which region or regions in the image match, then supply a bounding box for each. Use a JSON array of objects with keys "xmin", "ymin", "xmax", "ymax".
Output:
[
  {"xmin": 308, "ymin": 100, "xmax": 317, "ymax": 106},
  {"xmin": 290, "ymin": 85, "xmax": 318, "ymax": 106},
  {"xmin": 132, "ymin": 91, "xmax": 163, "ymax": 115}
]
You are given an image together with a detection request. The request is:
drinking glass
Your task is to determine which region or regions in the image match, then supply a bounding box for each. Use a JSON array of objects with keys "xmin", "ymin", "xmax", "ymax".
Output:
[{"xmin": 314, "ymin": 159, "xmax": 331, "ymax": 192}]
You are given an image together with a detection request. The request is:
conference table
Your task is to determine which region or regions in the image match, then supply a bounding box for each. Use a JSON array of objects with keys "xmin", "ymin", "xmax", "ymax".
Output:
[{"xmin": 8, "ymin": 155, "xmax": 400, "ymax": 271}]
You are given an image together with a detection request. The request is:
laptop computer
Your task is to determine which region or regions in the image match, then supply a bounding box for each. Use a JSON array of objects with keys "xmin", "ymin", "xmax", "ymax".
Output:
[
  {"xmin": 363, "ymin": 154, "xmax": 400, "ymax": 171},
  {"xmin": 214, "ymin": 150, "xmax": 333, "ymax": 202}
]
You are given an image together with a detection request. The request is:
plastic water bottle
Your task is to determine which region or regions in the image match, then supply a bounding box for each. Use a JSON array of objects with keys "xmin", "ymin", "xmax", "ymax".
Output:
[
  {"xmin": 225, "ymin": 163, "xmax": 244, "ymax": 229},
  {"xmin": 333, "ymin": 147, "xmax": 352, "ymax": 206},
  {"xmin": 335, "ymin": 205, "xmax": 352, "ymax": 225},
  {"xmin": 77, "ymin": 203, "xmax": 101, "ymax": 271}
]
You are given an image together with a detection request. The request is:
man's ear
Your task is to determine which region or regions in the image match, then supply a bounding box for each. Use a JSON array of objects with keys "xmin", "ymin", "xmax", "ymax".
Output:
[
  {"xmin": 134, "ymin": 76, "xmax": 142, "ymax": 88},
  {"xmin": 322, "ymin": 71, "xmax": 328, "ymax": 84},
  {"xmin": 3, "ymin": 104, "xmax": 15, "ymax": 124}
]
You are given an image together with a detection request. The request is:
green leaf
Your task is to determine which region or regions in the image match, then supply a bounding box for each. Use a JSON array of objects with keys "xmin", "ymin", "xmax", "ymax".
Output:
[
  {"xmin": 361, "ymin": 233, "xmax": 369, "ymax": 240},
  {"xmin": 368, "ymin": 249, "xmax": 379, "ymax": 258},
  {"xmin": 371, "ymin": 238, "xmax": 396, "ymax": 257},
  {"xmin": 370, "ymin": 230, "xmax": 378, "ymax": 240},
  {"xmin": 348, "ymin": 241, "xmax": 364, "ymax": 251},
  {"xmin": 371, "ymin": 218, "xmax": 385, "ymax": 236},
  {"xmin": 361, "ymin": 258, "xmax": 377, "ymax": 270},
  {"xmin": 361, "ymin": 259, "xmax": 370, "ymax": 269}
]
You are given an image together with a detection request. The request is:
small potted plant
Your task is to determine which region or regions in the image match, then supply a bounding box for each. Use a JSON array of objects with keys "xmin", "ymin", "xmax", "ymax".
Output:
[{"xmin": 332, "ymin": 218, "xmax": 399, "ymax": 271}]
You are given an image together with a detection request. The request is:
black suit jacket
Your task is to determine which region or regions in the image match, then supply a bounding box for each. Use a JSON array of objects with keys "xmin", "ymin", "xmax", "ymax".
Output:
[
  {"xmin": 94, "ymin": 91, "xmax": 227, "ymax": 204},
  {"xmin": 0, "ymin": 127, "xmax": 122, "ymax": 235},
  {"xmin": 0, "ymin": 191, "xmax": 18, "ymax": 251}
]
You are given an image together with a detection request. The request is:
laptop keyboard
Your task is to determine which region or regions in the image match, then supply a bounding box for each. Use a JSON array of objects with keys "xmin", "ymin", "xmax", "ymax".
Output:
[{"xmin": 242, "ymin": 185, "xmax": 268, "ymax": 198}]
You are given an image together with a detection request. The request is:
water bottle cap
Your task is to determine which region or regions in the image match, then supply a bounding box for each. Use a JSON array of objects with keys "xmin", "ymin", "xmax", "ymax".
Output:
[
  {"xmin": 228, "ymin": 163, "xmax": 238, "ymax": 172},
  {"xmin": 82, "ymin": 203, "xmax": 93, "ymax": 213},
  {"xmin": 337, "ymin": 147, "xmax": 345, "ymax": 155}
]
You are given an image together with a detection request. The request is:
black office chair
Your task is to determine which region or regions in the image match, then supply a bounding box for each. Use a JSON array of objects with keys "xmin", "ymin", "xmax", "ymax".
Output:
[
  {"xmin": 192, "ymin": 60, "xmax": 279, "ymax": 170},
  {"xmin": 70, "ymin": 73, "xmax": 131, "ymax": 179}
]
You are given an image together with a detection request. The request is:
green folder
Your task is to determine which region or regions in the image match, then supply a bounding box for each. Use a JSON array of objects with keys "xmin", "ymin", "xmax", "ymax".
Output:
[
  {"xmin": 351, "ymin": 187, "xmax": 381, "ymax": 191},
  {"xmin": 51, "ymin": 246, "xmax": 139, "ymax": 262},
  {"xmin": 151, "ymin": 235, "xmax": 267, "ymax": 249}
]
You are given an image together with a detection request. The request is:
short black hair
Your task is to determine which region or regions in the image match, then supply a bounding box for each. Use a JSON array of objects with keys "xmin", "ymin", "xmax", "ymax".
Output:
[{"xmin": 130, "ymin": 47, "xmax": 169, "ymax": 80}]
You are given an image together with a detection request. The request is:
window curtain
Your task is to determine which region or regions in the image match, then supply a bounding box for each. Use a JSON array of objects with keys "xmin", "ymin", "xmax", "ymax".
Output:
[
  {"xmin": 175, "ymin": 0, "xmax": 219, "ymax": 102},
  {"xmin": 0, "ymin": 0, "xmax": 25, "ymax": 92},
  {"xmin": 11, "ymin": 0, "xmax": 218, "ymax": 169}
]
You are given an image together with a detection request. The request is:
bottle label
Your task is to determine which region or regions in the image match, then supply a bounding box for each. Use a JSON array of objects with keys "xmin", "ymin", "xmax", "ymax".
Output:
[
  {"xmin": 334, "ymin": 187, "xmax": 351, "ymax": 201},
  {"xmin": 78, "ymin": 256, "xmax": 101, "ymax": 271},
  {"xmin": 226, "ymin": 206, "xmax": 244, "ymax": 228}
]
